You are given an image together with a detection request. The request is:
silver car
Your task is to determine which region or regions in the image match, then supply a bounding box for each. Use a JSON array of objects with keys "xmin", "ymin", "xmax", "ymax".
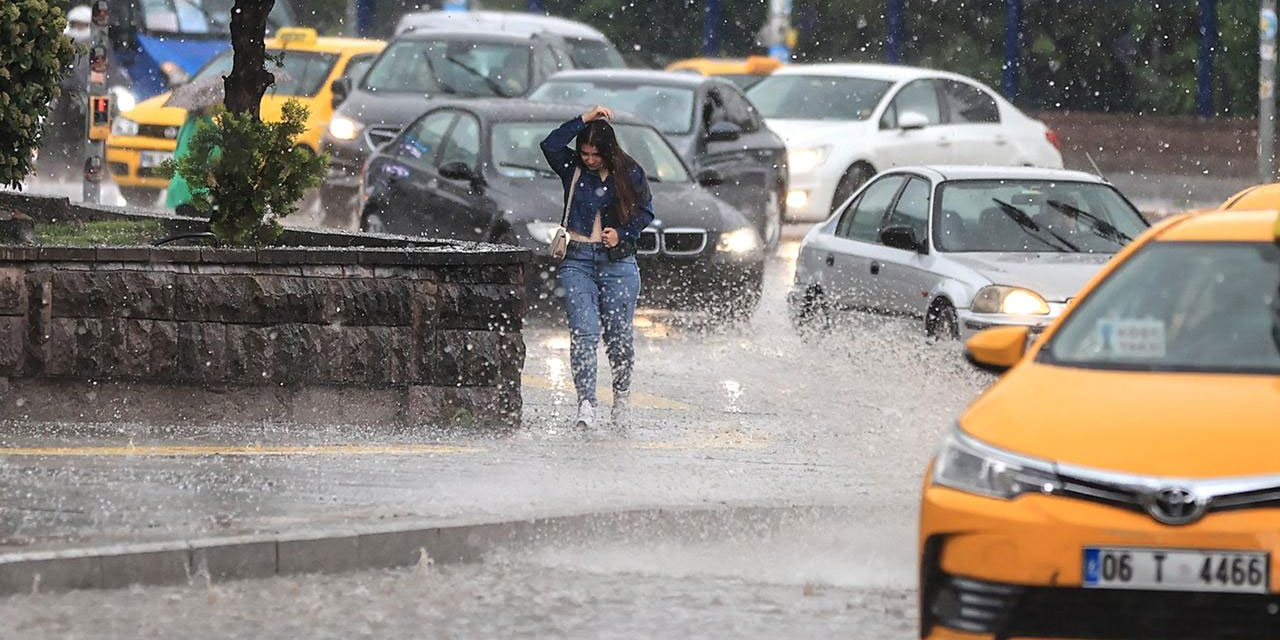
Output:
[{"xmin": 788, "ymin": 166, "xmax": 1150, "ymax": 339}]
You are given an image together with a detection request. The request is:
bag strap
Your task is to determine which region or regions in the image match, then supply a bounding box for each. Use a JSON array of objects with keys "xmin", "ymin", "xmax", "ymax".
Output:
[{"xmin": 560, "ymin": 167, "xmax": 580, "ymax": 227}]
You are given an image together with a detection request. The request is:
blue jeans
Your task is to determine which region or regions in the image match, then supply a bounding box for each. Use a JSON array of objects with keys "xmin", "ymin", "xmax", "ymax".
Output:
[{"xmin": 558, "ymin": 241, "xmax": 642, "ymax": 406}]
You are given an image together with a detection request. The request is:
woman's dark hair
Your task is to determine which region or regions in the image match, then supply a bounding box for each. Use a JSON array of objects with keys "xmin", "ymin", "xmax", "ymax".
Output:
[{"xmin": 576, "ymin": 120, "xmax": 639, "ymax": 226}]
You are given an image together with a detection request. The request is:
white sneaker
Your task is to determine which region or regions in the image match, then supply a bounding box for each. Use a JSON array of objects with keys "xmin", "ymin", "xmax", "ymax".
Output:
[
  {"xmin": 611, "ymin": 392, "xmax": 630, "ymax": 427},
  {"xmin": 575, "ymin": 400, "xmax": 595, "ymax": 428}
]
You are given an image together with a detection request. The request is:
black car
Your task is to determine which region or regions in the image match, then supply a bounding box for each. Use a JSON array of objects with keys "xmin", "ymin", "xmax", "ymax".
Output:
[
  {"xmin": 319, "ymin": 28, "xmax": 580, "ymax": 226},
  {"xmin": 359, "ymin": 100, "xmax": 765, "ymax": 317},
  {"xmin": 528, "ymin": 69, "xmax": 788, "ymax": 247}
]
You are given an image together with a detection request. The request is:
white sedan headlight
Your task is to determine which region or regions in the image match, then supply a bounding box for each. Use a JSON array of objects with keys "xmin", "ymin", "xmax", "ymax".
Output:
[
  {"xmin": 526, "ymin": 222, "xmax": 560, "ymax": 244},
  {"xmin": 971, "ymin": 285, "xmax": 1050, "ymax": 315},
  {"xmin": 328, "ymin": 115, "xmax": 363, "ymax": 141},
  {"xmin": 933, "ymin": 427, "xmax": 1060, "ymax": 500},
  {"xmin": 111, "ymin": 117, "xmax": 139, "ymax": 137},
  {"xmin": 787, "ymin": 145, "xmax": 830, "ymax": 174},
  {"xmin": 715, "ymin": 227, "xmax": 761, "ymax": 253}
]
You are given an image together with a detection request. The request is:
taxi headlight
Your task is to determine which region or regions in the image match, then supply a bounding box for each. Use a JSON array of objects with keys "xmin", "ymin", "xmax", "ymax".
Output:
[
  {"xmin": 328, "ymin": 115, "xmax": 363, "ymax": 141},
  {"xmin": 109, "ymin": 86, "xmax": 137, "ymax": 113},
  {"xmin": 971, "ymin": 285, "xmax": 1050, "ymax": 315},
  {"xmin": 933, "ymin": 427, "xmax": 1059, "ymax": 500},
  {"xmin": 526, "ymin": 222, "xmax": 560, "ymax": 244},
  {"xmin": 787, "ymin": 145, "xmax": 830, "ymax": 173},
  {"xmin": 715, "ymin": 227, "xmax": 761, "ymax": 253},
  {"xmin": 111, "ymin": 117, "xmax": 139, "ymax": 137}
]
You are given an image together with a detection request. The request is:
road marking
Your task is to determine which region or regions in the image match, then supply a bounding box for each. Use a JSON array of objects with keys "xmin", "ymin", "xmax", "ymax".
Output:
[
  {"xmin": 0, "ymin": 444, "xmax": 485, "ymax": 457},
  {"xmin": 521, "ymin": 375, "xmax": 692, "ymax": 410}
]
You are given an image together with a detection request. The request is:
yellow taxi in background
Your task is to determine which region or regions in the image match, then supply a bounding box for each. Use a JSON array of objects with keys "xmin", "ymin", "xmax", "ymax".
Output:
[
  {"xmin": 921, "ymin": 208, "xmax": 1280, "ymax": 639},
  {"xmin": 665, "ymin": 55, "xmax": 781, "ymax": 89},
  {"xmin": 106, "ymin": 28, "xmax": 384, "ymax": 207}
]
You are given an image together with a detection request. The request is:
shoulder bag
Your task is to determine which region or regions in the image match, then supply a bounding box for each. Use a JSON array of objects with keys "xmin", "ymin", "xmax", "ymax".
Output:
[{"xmin": 549, "ymin": 167, "xmax": 580, "ymax": 262}]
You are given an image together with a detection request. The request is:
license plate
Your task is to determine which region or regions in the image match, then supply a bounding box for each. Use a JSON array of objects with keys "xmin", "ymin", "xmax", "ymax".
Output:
[
  {"xmin": 139, "ymin": 151, "xmax": 172, "ymax": 168},
  {"xmin": 1084, "ymin": 547, "xmax": 1269, "ymax": 594}
]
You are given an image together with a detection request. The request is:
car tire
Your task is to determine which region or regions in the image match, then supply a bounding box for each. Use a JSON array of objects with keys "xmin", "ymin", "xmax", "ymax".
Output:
[
  {"xmin": 830, "ymin": 163, "xmax": 875, "ymax": 214},
  {"xmin": 762, "ymin": 186, "xmax": 783, "ymax": 249},
  {"xmin": 926, "ymin": 300, "xmax": 960, "ymax": 341},
  {"xmin": 789, "ymin": 284, "xmax": 831, "ymax": 333},
  {"xmin": 119, "ymin": 186, "xmax": 161, "ymax": 208}
]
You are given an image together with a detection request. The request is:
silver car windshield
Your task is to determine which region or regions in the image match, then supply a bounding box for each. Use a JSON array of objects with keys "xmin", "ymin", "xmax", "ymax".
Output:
[
  {"xmin": 935, "ymin": 180, "xmax": 1148, "ymax": 253},
  {"xmin": 363, "ymin": 39, "xmax": 531, "ymax": 97},
  {"xmin": 746, "ymin": 75, "xmax": 892, "ymax": 121},
  {"xmin": 529, "ymin": 82, "xmax": 696, "ymax": 135},
  {"xmin": 492, "ymin": 121, "xmax": 690, "ymax": 183},
  {"xmin": 1043, "ymin": 242, "xmax": 1280, "ymax": 374}
]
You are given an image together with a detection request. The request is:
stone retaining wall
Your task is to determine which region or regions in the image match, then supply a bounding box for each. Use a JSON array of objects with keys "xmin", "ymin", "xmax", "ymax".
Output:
[{"xmin": 0, "ymin": 245, "xmax": 527, "ymax": 428}]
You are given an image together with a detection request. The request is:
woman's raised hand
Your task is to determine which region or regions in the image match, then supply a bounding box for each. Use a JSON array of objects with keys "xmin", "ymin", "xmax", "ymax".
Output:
[{"xmin": 581, "ymin": 105, "xmax": 614, "ymax": 123}]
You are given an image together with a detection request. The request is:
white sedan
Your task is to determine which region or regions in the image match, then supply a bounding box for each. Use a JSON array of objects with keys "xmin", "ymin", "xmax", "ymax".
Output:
[
  {"xmin": 788, "ymin": 166, "xmax": 1149, "ymax": 339},
  {"xmin": 746, "ymin": 63, "xmax": 1064, "ymax": 222}
]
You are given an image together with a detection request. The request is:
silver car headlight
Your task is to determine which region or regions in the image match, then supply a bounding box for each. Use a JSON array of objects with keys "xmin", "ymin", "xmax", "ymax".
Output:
[
  {"xmin": 715, "ymin": 227, "xmax": 761, "ymax": 253},
  {"xmin": 111, "ymin": 116, "xmax": 139, "ymax": 137},
  {"xmin": 933, "ymin": 427, "xmax": 1060, "ymax": 500},
  {"xmin": 971, "ymin": 285, "xmax": 1050, "ymax": 315},
  {"xmin": 328, "ymin": 114, "xmax": 363, "ymax": 141}
]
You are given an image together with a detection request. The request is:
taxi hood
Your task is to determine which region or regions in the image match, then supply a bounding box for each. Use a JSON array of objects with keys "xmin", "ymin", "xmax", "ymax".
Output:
[{"xmin": 962, "ymin": 363, "xmax": 1280, "ymax": 478}]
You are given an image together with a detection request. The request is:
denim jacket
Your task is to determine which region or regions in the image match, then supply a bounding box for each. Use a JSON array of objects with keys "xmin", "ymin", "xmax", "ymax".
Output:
[{"xmin": 540, "ymin": 116, "xmax": 656, "ymax": 243}]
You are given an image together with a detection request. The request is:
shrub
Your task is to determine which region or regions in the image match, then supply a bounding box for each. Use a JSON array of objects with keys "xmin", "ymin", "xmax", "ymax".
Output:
[
  {"xmin": 165, "ymin": 100, "xmax": 327, "ymax": 246},
  {"xmin": 0, "ymin": 0, "xmax": 78, "ymax": 188}
]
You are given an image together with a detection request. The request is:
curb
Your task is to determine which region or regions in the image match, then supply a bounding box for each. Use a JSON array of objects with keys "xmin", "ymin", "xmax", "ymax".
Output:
[{"xmin": 0, "ymin": 504, "xmax": 846, "ymax": 597}]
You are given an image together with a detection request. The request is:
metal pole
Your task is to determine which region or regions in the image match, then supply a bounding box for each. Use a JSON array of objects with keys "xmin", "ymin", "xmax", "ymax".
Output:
[
  {"xmin": 442, "ymin": 0, "xmax": 468, "ymax": 11},
  {"xmin": 354, "ymin": 0, "xmax": 373, "ymax": 37},
  {"xmin": 1261, "ymin": 1, "xmax": 1276, "ymax": 183},
  {"xmin": 83, "ymin": 1, "xmax": 110, "ymax": 205},
  {"xmin": 1197, "ymin": 0, "xmax": 1216, "ymax": 118},
  {"xmin": 704, "ymin": 0, "xmax": 721, "ymax": 56},
  {"xmin": 1002, "ymin": 0, "xmax": 1021, "ymax": 102},
  {"xmin": 528, "ymin": 0, "xmax": 543, "ymax": 12},
  {"xmin": 886, "ymin": 0, "xmax": 903, "ymax": 64},
  {"xmin": 764, "ymin": 0, "xmax": 791, "ymax": 62}
]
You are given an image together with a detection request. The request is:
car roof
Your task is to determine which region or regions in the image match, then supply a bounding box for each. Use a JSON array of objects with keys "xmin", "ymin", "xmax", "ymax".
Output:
[
  {"xmin": 266, "ymin": 36, "xmax": 385, "ymax": 54},
  {"xmin": 1156, "ymin": 209, "xmax": 1280, "ymax": 242},
  {"xmin": 1219, "ymin": 183, "xmax": 1280, "ymax": 210},
  {"xmin": 395, "ymin": 28, "xmax": 535, "ymax": 44},
  {"xmin": 770, "ymin": 62, "xmax": 989, "ymax": 85},
  {"xmin": 544, "ymin": 69, "xmax": 715, "ymax": 89},
  {"xmin": 396, "ymin": 10, "xmax": 608, "ymax": 40},
  {"xmin": 893, "ymin": 165, "xmax": 1108, "ymax": 183},
  {"xmin": 419, "ymin": 98, "xmax": 655, "ymax": 127}
]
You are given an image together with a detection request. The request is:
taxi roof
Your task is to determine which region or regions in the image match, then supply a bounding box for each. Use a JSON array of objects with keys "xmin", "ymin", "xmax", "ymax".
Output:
[
  {"xmin": 1156, "ymin": 209, "xmax": 1280, "ymax": 242},
  {"xmin": 266, "ymin": 34, "xmax": 386, "ymax": 54},
  {"xmin": 1219, "ymin": 183, "xmax": 1280, "ymax": 211}
]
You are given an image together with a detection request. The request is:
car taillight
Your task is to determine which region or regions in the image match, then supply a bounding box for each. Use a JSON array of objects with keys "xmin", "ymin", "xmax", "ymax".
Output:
[{"xmin": 1045, "ymin": 129, "xmax": 1062, "ymax": 151}]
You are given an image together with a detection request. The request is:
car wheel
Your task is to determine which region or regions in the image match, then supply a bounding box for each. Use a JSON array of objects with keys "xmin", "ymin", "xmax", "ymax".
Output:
[
  {"xmin": 762, "ymin": 187, "xmax": 783, "ymax": 249},
  {"xmin": 119, "ymin": 186, "xmax": 161, "ymax": 208},
  {"xmin": 926, "ymin": 300, "xmax": 960, "ymax": 341},
  {"xmin": 830, "ymin": 163, "xmax": 875, "ymax": 214},
  {"xmin": 789, "ymin": 284, "xmax": 831, "ymax": 333}
]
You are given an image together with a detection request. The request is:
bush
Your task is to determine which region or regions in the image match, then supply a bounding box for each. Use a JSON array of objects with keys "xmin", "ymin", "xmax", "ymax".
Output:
[
  {"xmin": 0, "ymin": 0, "xmax": 78, "ymax": 188},
  {"xmin": 166, "ymin": 100, "xmax": 327, "ymax": 246}
]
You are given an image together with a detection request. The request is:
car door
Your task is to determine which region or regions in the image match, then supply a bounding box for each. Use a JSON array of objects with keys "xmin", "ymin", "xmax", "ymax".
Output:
[
  {"xmin": 862, "ymin": 176, "xmax": 940, "ymax": 316},
  {"xmin": 428, "ymin": 113, "xmax": 496, "ymax": 241},
  {"xmin": 695, "ymin": 85, "xmax": 766, "ymax": 229},
  {"xmin": 821, "ymin": 175, "xmax": 906, "ymax": 310},
  {"xmin": 873, "ymin": 79, "xmax": 953, "ymax": 168},
  {"xmin": 938, "ymin": 80, "xmax": 1006, "ymax": 164},
  {"xmin": 381, "ymin": 110, "xmax": 456, "ymax": 236}
]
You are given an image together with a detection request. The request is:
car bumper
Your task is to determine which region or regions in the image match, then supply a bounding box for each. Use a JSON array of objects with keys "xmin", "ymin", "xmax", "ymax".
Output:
[
  {"xmin": 106, "ymin": 137, "xmax": 178, "ymax": 189},
  {"xmin": 783, "ymin": 167, "xmax": 841, "ymax": 222},
  {"xmin": 920, "ymin": 485, "xmax": 1280, "ymax": 639},
  {"xmin": 956, "ymin": 303, "xmax": 1067, "ymax": 341}
]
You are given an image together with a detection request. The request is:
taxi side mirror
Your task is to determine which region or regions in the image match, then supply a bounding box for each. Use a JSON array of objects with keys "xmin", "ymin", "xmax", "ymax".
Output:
[
  {"xmin": 331, "ymin": 77, "xmax": 352, "ymax": 110},
  {"xmin": 964, "ymin": 326, "xmax": 1031, "ymax": 374}
]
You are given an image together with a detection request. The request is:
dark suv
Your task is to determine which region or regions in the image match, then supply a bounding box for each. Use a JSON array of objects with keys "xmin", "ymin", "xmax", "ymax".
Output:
[{"xmin": 319, "ymin": 28, "xmax": 579, "ymax": 227}]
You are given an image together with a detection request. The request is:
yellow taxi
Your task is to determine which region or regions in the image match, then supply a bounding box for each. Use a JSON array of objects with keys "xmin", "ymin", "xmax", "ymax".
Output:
[
  {"xmin": 1220, "ymin": 182, "xmax": 1280, "ymax": 214},
  {"xmin": 921, "ymin": 208, "xmax": 1280, "ymax": 639},
  {"xmin": 664, "ymin": 55, "xmax": 781, "ymax": 89},
  {"xmin": 106, "ymin": 28, "xmax": 384, "ymax": 206}
]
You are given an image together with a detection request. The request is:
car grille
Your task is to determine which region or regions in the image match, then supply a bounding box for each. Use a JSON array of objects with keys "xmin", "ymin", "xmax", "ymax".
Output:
[
  {"xmin": 137, "ymin": 123, "xmax": 180, "ymax": 140},
  {"xmin": 637, "ymin": 229, "xmax": 659, "ymax": 254},
  {"xmin": 658, "ymin": 228, "xmax": 707, "ymax": 255},
  {"xmin": 364, "ymin": 126, "xmax": 401, "ymax": 149}
]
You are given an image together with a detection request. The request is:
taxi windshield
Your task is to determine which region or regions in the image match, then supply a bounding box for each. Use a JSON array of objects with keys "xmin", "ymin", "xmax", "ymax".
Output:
[
  {"xmin": 1042, "ymin": 242, "xmax": 1280, "ymax": 374},
  {"xmin": 191, "ymin": 50, "xmax": 338, "ymax": 97}
]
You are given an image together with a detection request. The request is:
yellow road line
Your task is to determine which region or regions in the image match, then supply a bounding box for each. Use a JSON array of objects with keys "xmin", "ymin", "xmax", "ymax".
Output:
[
  {"xmin": 0, "ymin": 444, "xmax": 484, "ymax": 457},
  {"xmin": 521, "ymin": 375, "xmax": 692, "ymax": 411}
]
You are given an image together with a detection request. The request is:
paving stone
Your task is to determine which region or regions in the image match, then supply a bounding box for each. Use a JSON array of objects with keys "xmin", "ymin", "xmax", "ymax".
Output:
[{"xmin": 189, "ymin": 536, "xmax": 277, "ymax": 582}]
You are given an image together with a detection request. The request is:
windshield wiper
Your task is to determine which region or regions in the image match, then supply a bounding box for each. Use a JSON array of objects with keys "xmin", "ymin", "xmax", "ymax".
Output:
[
  {"xmin": 646, "ymin": 175, "xmax": 662, "ymax": 183},
  {"xmin": 497, "ymin": 161, "xmax": 556, "ymax": 177},
  {"xmin": 444, "ymin": 55, "xmax": 513, "ymax": 98},
  {"xmin": 1045, "ymin": 199, "xmax": 1133, "ymax": 245},
  {"xmin": 990, "ymin": 198, "xmax": 1080, "ymax": 252}
]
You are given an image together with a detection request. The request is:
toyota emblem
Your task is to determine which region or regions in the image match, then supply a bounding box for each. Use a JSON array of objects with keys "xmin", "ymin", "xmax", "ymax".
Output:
[{"xmin": 1146, "ymin": 486, "xmax": 1206, "ymax": 525}]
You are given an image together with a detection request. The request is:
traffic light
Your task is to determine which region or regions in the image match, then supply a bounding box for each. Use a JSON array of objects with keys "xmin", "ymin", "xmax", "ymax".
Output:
[
  {"xmin": 89, "ymin": 43, "xmax": 108, "ymax": 73},
  {"xmin": 87, "ymin": 95, "xmax": 111, "ymax": 140}
]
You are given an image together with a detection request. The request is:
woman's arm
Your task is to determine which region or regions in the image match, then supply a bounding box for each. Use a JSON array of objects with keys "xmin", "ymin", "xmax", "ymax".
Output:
[{"xmin": 539, "ymin": 116, "xmax": 585, "ymax": 179}]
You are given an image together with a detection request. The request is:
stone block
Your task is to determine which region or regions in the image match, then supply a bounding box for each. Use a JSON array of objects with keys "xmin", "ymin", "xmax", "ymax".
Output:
[
  {"xmin": 149, "ymin": 321, "xmax": 179, "ymax": 380},
  {"xmin": 0, "ymin": 553, "xmax": 100, "ymax": 595},
  {"xmin": 356, "ymin": 527, "xmax": 437, "ymax": 570},
  {"xmin": 118, "ymin": 319, "xmax": 155, "ymax": 378},
  {"xmin": 225, "ymin": 325, "xmax": 274, "ymax": 383},
  {"xmin": 175, "ymin": 274, "xmax": 324, "ymax": 325},
  {"xmin": 0, "ymin": 317, "xmax": 22, "ymax": 375},
  {"xmin": 404, "ymin": 385, "xmax": 510, "ymax": 427},
  {"xmin": 43, "ymin": 318, "xmax": 78, "ymax": 377},
  {"xmin": 0, "ymin": 268, "xmax": 25, "ymax": 316},
  {"xmin": 189, "ymin": 536, "xmax": 277, "ymax": 582},
  {"xmin": 0, "ymin": 246, "xmax": 39, "ymax": 261},
  {"xmin": 177, "ymin": 323, "xmax": 227, "ymax": 384},
  {"xmin": 200, "ymin": 247, "xmax": 258, "ymax": 264},
  {"xmin": 98, "ymin": 543, "xmax": 191, "ymax": 589},
  {"xmin": 438, "ymin": 283, "xmax": 522, "ymax": 331},
  {"xmin": 321, "ymin": 278, "xmax": 413, "ymax": 327},
  {"xmin": 50, "ymin": 270, "xmax": 174, "ymax": 320},
  {"xmin": 432, "ymin": 330, "xmax": 499, "ymax": 387},
  {"xmin": 497, "ymin": 331, "xmax": 526, "ymax": 382},
  {"xmin": 38, "ymin": 246, "xmax": 97, "ymax": 262},
  {"xmin": 277, "ymin": 529, "xmax": 360, "ymax": 575},
  {"xmin": 74, "ymin": 318, "xmax": 108, "ymax": 378}
]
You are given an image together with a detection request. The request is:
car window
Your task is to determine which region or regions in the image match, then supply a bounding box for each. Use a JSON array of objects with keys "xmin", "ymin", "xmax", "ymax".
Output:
[
  {"xmin": 715, "ymin": 84, "xmax": 761, "ymax": 132},
  {"xmin": 702, "ymin": 90, "xmax": 729, "ymax": 131},
  {"xmin": 933, "ymin": 179, "xmax": 1147, "ymax": 253},
  {"xmin": 837, "ymin": 176, "xmax": 905, "ymax": 243},
  {"xmin": 883, "ymin": 177, "xmax": 930, "ymax": 244},
  {"xmin": 529, "ymin": 81, "xmax": 697, "ymax": 135},
  {"xmin": 746, "ymin": 75, "xmax": 892, "ymax": 121},
  {"xmin": 341, "ymin": 53, "xmax": 378, "ymax": 84},
  {"xmin": 565, "ymin": 38, "xmax": 626, "ymax": 69},
  {"xmin": 880, "ymin": 79, "xmax": 942, "ymax": 129},
  {"xmin": 194, "ymin": 50, "xmax": 337, "ymax": 97},
  {"xmin": 397, "ymin": 111, "xmax": 456, "ymax": 165},
  {"xmin": 1043, "ymin": 242, "xmax": 1280, "ymax": 374},
  {"xmin": 138, "ymin": 0, "xmax": 291, "ymax": 34},
  {"xmin": 942, "ymin": 80, "xmax": 1000, "ymax": 124},
  {"xmin": 438, "ymin": 114, "xmax": 481, "ymax": 171},
  {"xmin": 363, "ymin": 39, "xmax": 532, "ymax": 97}
]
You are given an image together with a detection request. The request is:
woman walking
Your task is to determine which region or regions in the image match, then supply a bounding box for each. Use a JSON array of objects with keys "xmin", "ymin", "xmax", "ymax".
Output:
[{"xmin": 541, "ymin": 105, "xmax": 655, "ymax": 428}]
